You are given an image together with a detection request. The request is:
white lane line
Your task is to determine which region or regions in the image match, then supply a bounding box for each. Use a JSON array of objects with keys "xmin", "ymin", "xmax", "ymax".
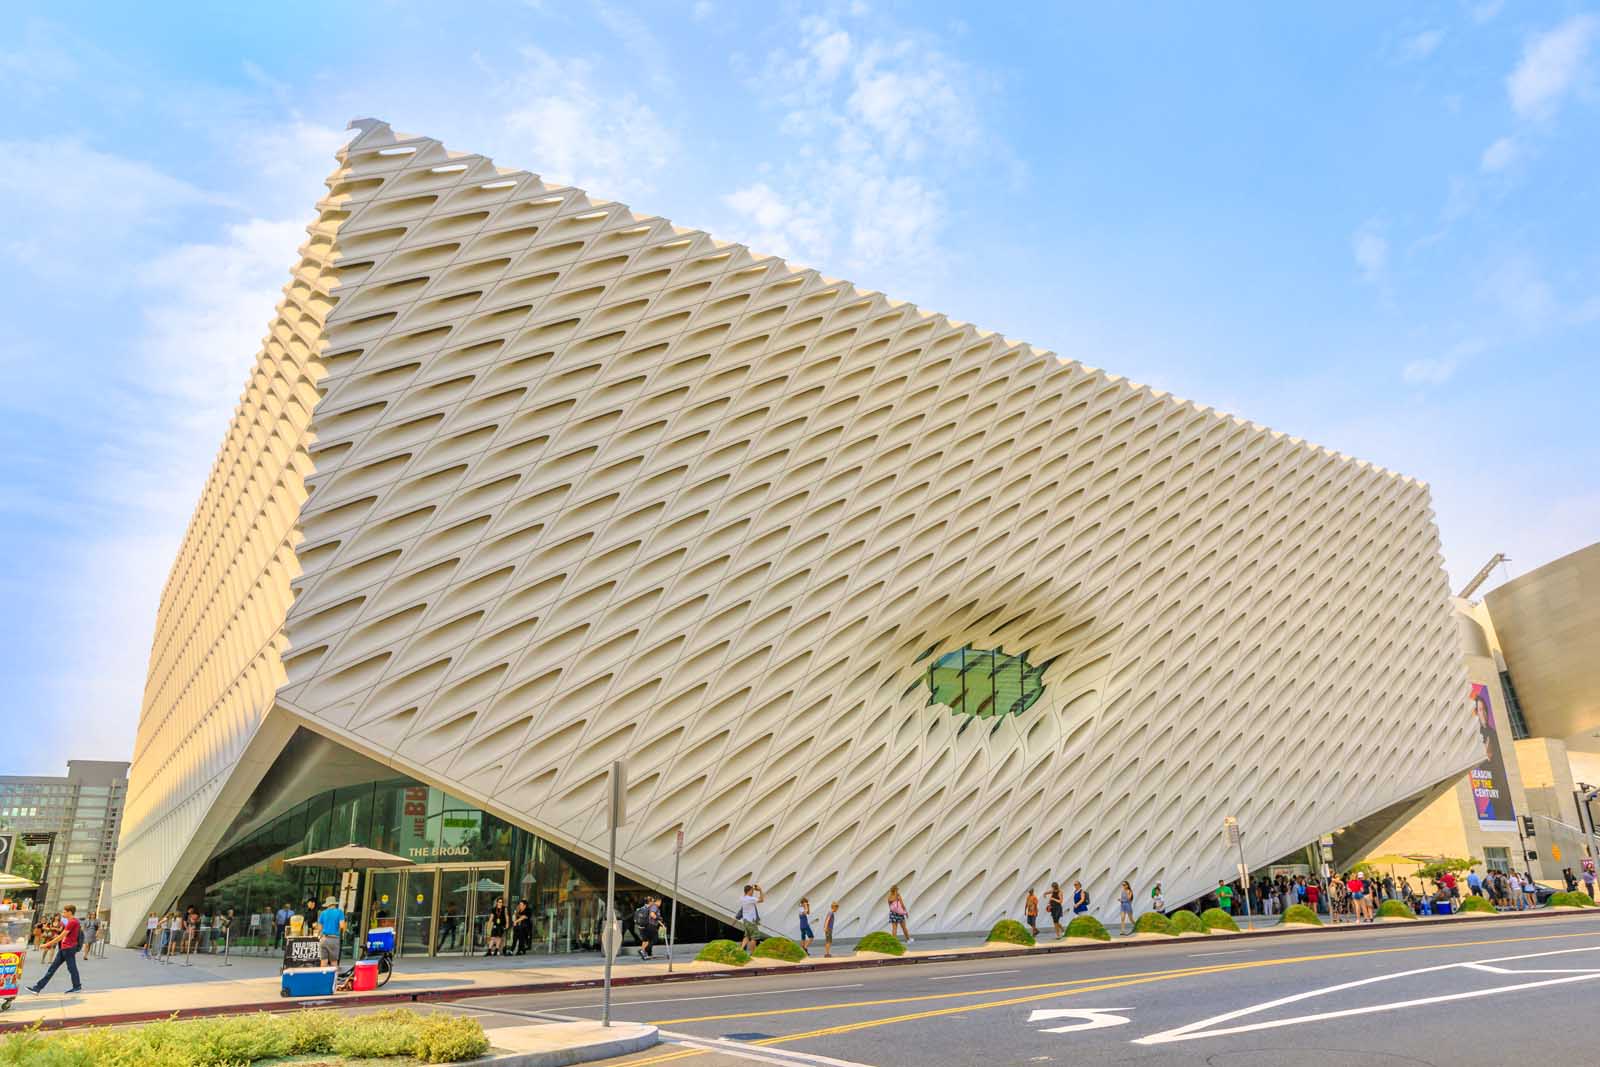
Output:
[
  {"xmin": 1136, "ymin": 971, "xmax": 1600, "ymax": 1044},
  {"xmin": 530, "ymin": 982, "xmax": 866, "ymax": 1010},
  {"xmin": 927, "ymin": 969, "xmax": 1020, "ymax": 981},
  {"xmin": 1136, "ymin": 942, "xmax": 1600, "ymax": 1045},
  {"xmin": 662, "ymin": 1030, "xmax": 877, "ymax": 1066},
  {"xmin": 1187, "ymin": 950, "xmax": 1253, "ymax": 958}
]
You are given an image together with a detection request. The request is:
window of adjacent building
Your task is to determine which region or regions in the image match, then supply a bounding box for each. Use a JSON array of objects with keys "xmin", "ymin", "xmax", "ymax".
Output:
[
  {"xmin": 1484, "ymin": 846, "xmax": 1511, "ymax": 873},
  {"xmin": 1499, "ymin": 670, "xmax": 1531, "ymax": 740}
]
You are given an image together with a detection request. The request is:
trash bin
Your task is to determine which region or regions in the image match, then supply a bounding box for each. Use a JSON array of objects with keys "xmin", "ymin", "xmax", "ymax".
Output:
[{"xmin": 352, "ymin": 959, "xmax": 379, "ymax": 992}]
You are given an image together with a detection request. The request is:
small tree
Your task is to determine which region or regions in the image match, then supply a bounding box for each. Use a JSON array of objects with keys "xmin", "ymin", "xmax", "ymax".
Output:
[
  {"xmin": 10, "ymin": 844, "xmax": 44, "ymax": 882},
  {"xmin": 1415, "ymin": 857, "xmax": 1479, "ymax": 881}
]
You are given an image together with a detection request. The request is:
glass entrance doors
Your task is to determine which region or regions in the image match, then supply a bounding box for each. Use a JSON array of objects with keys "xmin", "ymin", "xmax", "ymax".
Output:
[{"xmin": 364, "ymin": 864, "xmax": 508, "ymax": 957}]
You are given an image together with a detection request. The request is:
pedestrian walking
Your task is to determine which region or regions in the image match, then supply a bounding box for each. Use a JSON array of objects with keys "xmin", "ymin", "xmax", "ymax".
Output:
[
  {"xmin": 26, "ymin": 904, "xmax": 83, "ymax": 994},
  {"xmin": 274, "ymin": 902, "xmax": 293, "ymax": 947},
  {"xmin": 143, "ymin": 912, "xmax": 157, "ymax": 957},
  {"xmin": 1151, "ymin": 883, "xmax": 1165, "ymax": 913},
  {"xmin": 1117, "ymin": 882, "xmax": 1135, "ymax": 935},
  {"xmin": 1562, "ymin": 867, "xmax": 1577, "ymax": 892},
  {"xmin": 1583, "ymin": 865, "xmax": 1596, "ymax": 901},
  {"xmin": 887, "ymin": 886, "xmax": 912, "ymax": 942},
  {"xmin": 1215, "ymin": 880, "xmax": 1234, "ymax": 916},
  {"xmin": 737, "ymin": 883, "xmax": 765, "ymax": 954},
  {"xmin": 1071, "ymin": 880, "xmax": 1089, "ymax": 915},
  {"xmin": 636, "ymin": 897, "xmax": 661, "ymax": 959},
  {"xmin": 1466, "ymin": 869, "xmax": 1483, "ymax": 897},
  {"xmin": 798, "ymin": 897, "xmax": 815, "ymax": 955},
  {"xmin": 823, "ymin": 901, "xmax": 837, "ymax": 957},
  {"xmin": 1024, "ymin": 887, "xmax": 1040, "ymax": 937},
  {"xmin": 1046, "ymin": 883, "xmax": 1064, "ymax": 937}
]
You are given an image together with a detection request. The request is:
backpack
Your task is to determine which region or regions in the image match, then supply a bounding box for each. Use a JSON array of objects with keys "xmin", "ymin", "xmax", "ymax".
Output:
[{"xmin": 633, "ymin": 905, "xmax": 651, "ymax": 927}]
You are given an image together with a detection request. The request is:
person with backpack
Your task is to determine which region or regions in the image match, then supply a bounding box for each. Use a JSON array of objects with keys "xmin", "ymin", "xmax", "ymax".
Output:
[
  {"xmin": 737, "ymin": 883, "xmax": 764, "ymax": 954},
  {"xmin": 635, "ymin": 897, "xmax": 661, "ymax": 959},
  {"xmin": 1071, "ymin": 880, "xmax": 1089, "ymax": 915}
]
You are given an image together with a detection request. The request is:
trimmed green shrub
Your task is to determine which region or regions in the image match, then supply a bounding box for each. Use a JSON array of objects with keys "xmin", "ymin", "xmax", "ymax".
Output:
[
  {"xmin": 1171, "ymin": 909, "xmax": 1206, "ymax": 934},
  {"xmin": 0, "ymin": 1009, "xmax": 490, "ymax": 1065},
  {"xmin": 1458, "ymin": 894, "xmax": 1497, "ymax": 912},
  {"xmin": 1282, "ymin": 903, "xmax": 1322, "ymax": 926},
  {"xmin": 987, "ymin": 918, "xmax": 1037, "ymax": 946},
  {"xmin": 1377, "ymin": 899, "xmax": 1416, "ymax": 919},
  {"xmin": 1200, "ymin": 907, "xmax": 1239, "ymax": 932},
  {"xmin": 1065, "ymin": 914, "xmax": 1111, "ymax": 941},
  {"xmin": 1548, "ymin": 891, "xmax": 1595, "ymax": 908},
  {"xmin": 856, "ymin": 930, "xmax": 907, "ymax": 955},
  {"xmin": 1133, "ymin": 911, "xmax": 1176, "ymax": 935},
  {"xmin": 752, "ymin": 935, "xmax": 807, "ymax": 962},
  {"xmin": 697, "ymin": 938, "xmax": 752, "ymax": 965},
  {"xmin": 413, "ymin": 1014, "xmax": 492, "ymax": 1062}
]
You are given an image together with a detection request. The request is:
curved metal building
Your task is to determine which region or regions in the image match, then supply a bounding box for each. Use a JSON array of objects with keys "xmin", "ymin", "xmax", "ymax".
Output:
[{"xmin": 112, "ymin": 119, "xmax": 1477, "ymax": 946}]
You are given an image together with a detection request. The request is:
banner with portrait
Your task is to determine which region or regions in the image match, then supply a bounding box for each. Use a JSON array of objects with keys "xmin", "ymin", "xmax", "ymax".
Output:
[{"xmin": 1468, "ymin": 682, "xmax": 1517, "ymax": 832}]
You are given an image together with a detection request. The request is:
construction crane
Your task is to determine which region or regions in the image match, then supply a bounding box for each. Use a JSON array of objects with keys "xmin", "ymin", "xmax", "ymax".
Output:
[{"xmin": 1457, "ymin": 552, "xmax": 1509, "ymax": 600}]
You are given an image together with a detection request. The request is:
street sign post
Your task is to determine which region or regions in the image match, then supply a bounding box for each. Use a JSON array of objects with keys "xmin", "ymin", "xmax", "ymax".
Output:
[
  {"xmin": 603, "ymin": 761, "xmax": 626, "ymax": 1027},
  {"xmin": 668, "ymin": 829, "xmax": 683, "ymax": 974},
  {"xmin": 1223, "ymin": 817, "xmax": 1253, "ymax": 927}
]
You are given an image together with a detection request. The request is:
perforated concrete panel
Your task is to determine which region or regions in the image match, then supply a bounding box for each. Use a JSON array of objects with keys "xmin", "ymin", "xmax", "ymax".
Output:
[{"xmin": 113, "ymin": 119, "xmax": 1478, "ymax": 943}]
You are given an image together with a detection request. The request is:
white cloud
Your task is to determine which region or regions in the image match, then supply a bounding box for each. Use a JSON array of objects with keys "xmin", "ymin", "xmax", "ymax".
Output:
[
  {"xmin": 497, "ymin": 47, "xmax": 675, "ymax": 199},
  {"xmin": 1479, "ymin": 135, "xmax": 1520, "ymax": 172},
  {"xmin": 1401, "ymin": 357, "xmax": 1458, "ymax": 386},
  {"xmin": 726, "ymin": 13, "xmax": 1005, "ymax": 281},
  {"xmin": 1480, "ymin": 256, "xmax": 1558, "ymax": 327},
  {"xmin": 1401, "ymin": 29, "xmax": 1444, "ymax": 61},
  {"xmin": 1507, "ymin": 14, "xmax": 1599, "ymax": 120},
  {"xmin": 1351, "ymin": 220, "xmax": 1389, "ymax": 282},
  {"xmin": 692, "ymin": 0, "xmax": 713, "ymax": 20},
  {"xmin": 0, "ymin": 138, "xmax": 212, "ymax": 272}
]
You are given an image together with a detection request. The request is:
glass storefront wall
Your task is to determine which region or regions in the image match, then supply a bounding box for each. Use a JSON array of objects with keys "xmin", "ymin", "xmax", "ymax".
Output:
[{"xmin": 193, "ymin": 778, "xmax": 726, "ymax": 956}]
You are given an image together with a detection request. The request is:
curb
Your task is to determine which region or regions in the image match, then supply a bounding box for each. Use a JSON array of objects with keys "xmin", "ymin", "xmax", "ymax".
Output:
[
  {"xmin": 471, "ymin": 1023, "xmax": 658, "ymax": 1067},
  {"xmin": 5, "ymin": 905, "xmax": 1595, "ymax": 1032}
]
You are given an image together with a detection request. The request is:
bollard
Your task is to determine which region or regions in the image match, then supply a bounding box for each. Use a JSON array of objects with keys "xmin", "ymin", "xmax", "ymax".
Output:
[{"xmin": 220, "ymin": 927, "xmax": 232, "ymax": 967}]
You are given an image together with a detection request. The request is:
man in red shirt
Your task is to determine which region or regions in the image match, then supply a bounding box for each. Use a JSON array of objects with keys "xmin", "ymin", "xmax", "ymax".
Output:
[{"xmin": 28, "ymin": 904, "xmax": 83, "ymax": 994}]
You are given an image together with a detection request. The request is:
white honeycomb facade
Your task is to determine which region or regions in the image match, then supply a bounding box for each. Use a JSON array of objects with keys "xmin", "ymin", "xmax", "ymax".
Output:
[{"xmin": 114, "ymin": 119, "xmax": 1478, "ymax": 944}]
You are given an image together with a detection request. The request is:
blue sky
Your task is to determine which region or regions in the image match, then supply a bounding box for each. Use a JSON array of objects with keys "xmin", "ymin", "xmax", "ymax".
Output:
[{"xmin": 2, "ymin": 2, "xmax": 1597, "ymax": 772}]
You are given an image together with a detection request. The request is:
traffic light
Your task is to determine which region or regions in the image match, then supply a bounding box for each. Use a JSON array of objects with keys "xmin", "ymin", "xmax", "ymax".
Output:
[{"xmin": 1521, "ymin": 815, "xmax": 1536, "ymax": 837}]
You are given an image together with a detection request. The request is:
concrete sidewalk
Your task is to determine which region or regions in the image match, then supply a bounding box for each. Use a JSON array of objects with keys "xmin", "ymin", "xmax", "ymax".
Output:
[{"xmin": 3, "ymin": 905, "xmax": 1590, "ymax": 1031}]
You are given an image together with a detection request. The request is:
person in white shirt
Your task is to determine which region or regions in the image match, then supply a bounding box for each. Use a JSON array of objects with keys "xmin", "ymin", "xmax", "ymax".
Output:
[{"xmin": 737, "ymin": 883, "xmax": 764, "ymax": 954}]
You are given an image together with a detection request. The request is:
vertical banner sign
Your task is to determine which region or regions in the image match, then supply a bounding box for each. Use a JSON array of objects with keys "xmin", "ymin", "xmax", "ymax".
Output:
[
  {"xmin": 0, "ymin": 949, "xmax": 21, "ymax": 1003},
  {"xmin": 1469, "ymin": 682, "xmax": 1517, "ymax": 832},
  {"xmin": 0, "ymin": 832, "xmax": 13, "ymax": 873}
]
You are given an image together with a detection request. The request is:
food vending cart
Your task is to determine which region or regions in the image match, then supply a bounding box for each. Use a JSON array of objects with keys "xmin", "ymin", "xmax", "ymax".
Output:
[{"xmin": 0, "ymin": 904, "xmax": 37, "ymax": 1012}]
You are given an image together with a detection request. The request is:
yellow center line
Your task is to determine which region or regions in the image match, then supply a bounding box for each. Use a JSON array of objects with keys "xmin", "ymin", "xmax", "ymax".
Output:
[
  {"xmin": 616, "ymin": 927, "xmax": 1599, "ymax": 1064},
  {"xmin": 649, "ymin": 928, "xmax": 1593, "ymax": 1025}
]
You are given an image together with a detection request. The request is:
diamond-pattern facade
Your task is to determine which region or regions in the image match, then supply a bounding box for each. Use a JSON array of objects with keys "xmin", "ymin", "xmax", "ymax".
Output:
[{"xmin": 113, "ymin": 119, "xmax": 1477, "ymax": 944}]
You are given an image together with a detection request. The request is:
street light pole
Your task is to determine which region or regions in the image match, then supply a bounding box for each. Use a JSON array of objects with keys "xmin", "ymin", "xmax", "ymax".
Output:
[
  {"xmin": 603, "ymin": 761, "xmax": 625, "ymax": 1028},
  {"xmin": 667, "ymin": 829, "xmax": 682, "ymax": 974}
]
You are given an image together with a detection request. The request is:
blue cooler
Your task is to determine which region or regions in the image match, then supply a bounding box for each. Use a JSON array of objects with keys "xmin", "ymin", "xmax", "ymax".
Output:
[
  {"xmin": 282, "ymin": 966, "xmax": 337, "ymax": 997},
  {"xmin": 365, "ymin": 927, "xmax": 395, "ymax": 954}
]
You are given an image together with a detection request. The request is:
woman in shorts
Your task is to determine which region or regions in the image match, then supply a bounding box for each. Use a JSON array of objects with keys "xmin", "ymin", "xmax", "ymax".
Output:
[
  {"xmin": 1047, "ymin": 882, "xmax": 1065, "ymax": 937},
  {"xmin": 887, "ymin": 886, "xmax": 912, "ymax": 943},
  {"xmin": 1118, "ymin": 881, "xmax": 1135, "ymax": 935},
  {"xmin": 798, "ymin": 898, "xmax": 815, "ymax": 955}
]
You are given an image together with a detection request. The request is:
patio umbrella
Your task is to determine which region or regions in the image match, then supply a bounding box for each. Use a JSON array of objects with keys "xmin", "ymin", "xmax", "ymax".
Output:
[
  {"xmin": 0, "ymin": 872, "xmax": 39, "ymax": 892},
  {"xmin": 284, "ymin": 845, "xmax": 412, "ymax": 870}
]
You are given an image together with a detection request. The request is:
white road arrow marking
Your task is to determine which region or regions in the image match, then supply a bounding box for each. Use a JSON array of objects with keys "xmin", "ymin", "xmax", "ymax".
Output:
[{"xmin": 1027, "ymin": 1007, "xmax": 1133, "ymax": 1033}]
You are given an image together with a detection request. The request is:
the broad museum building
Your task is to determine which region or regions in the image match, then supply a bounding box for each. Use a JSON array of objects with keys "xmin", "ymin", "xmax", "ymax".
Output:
[{"xmin": 113, "ymin": 120, "xmax": 1480, "ymax": 953}]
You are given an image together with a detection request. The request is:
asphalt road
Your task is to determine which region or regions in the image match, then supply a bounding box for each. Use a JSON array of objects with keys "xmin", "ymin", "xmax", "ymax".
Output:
[{"xmin": 436, "ymin": 914, "xmax": 1600, "ymax": 1066}]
